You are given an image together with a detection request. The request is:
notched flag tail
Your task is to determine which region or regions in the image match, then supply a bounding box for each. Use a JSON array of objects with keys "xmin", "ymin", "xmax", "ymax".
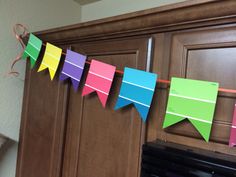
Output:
[
  {"xmin": 38, "ymin": 43, "xmax": 62, "ymax": 80},
  {"xmin": 22, "ymin": 33, "xmax": 42, "ymax": 68},
  {"xmin": 229, "ymin": 103, "xmax": 236, "ymax": 147},
  {"xmin": 60, "ymin": 49, "xmax": 86, "ymax": 91},
  {"xmin": 114, "ymin": 67, "xmax": 158, "ymax": 122},
  {"xmin": 82, "ymin": 59, "xmax": 116, "ymax": 107},
  {"xmin": 163, "ymin": 78, "xmax": 219, "ymax": 142}
]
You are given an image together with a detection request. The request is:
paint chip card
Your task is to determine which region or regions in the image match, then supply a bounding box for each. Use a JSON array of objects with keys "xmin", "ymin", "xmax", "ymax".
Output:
[{"xmin": 163, "ymin": 77, "xmax": 219, "ymax": 142}]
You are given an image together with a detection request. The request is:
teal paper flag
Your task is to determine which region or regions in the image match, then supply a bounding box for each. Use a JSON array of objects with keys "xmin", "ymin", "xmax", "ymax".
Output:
[
  {"xmin": 22, "ymin": 33, "xmax": 42, "ymax": 68},
  {"xmin": 114, "ymin": 67, "xmax": 158, "ymax": 122},
  {"xmin": 163, "ymin": 77, "xmax": 219, "ymax": 142}
]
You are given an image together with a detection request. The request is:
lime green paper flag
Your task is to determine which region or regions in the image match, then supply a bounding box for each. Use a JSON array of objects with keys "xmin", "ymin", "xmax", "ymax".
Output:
[
  {"xmin": 163, "ymin": 77, "xmax": 219, "ymax": 142},
  {"xmin": 22, "ymin": 33, "xmax": 42, "ymax": 68}
]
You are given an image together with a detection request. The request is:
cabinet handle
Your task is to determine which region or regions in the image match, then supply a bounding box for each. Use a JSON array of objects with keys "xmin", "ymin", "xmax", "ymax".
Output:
[{"xmin": 146, "ymin": 37, "xmax": 154, "ymax": 72}]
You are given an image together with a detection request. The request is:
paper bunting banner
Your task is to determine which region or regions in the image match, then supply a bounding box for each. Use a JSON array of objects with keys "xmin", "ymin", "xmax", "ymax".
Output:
[
  {"xmin": 163, "ymin": 77, "xmax": 219, "ymax": 142},
  {"xmin": 229, "ymin": 103, "xmax": 236, "ymax": 147},
  {"xmin": 59, "ymin": 50, "xmax": 86, "ymax": 91},
  {"xmin": 114, "ymin": 67, "xmax": 158, "ymax": 122},
  {"xmin": 82, "ymin": 60, "xmax": 116, "ymax": 107},
  {"xmin": 22, "ymin": 33, "xmax": 42, "ymax": 68},
  {"xmin": 38, "ymin": 43, "xmax": 62, "ymax": 80}
]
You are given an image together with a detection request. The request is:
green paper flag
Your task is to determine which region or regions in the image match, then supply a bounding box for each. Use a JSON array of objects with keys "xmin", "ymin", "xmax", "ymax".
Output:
[
  {"xmin": 163, "ymin": 77, "xmax": 219, "ymax": 142},
  {"xmin": 22, "ymin": 33, "xmax": 42, "ymax": 68}
]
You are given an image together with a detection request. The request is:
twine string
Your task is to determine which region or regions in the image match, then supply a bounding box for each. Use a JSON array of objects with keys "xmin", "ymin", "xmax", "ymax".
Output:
[{"xmin": 8, "ymin": 24, "xmax": 29, "ymax": 76}]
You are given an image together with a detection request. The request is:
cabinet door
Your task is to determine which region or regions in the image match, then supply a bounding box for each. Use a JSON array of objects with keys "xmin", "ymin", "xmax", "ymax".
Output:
[
  {"xmin": 16, "ymin": 45, "xmax": 69, "ymax": 177},
  {"xmin": 149, "ymin": 26, "xmax": 236, "ymax": 157},
  {"xmin": 62, "ymin": 37, "xmax": 150, "ymax": 177}
]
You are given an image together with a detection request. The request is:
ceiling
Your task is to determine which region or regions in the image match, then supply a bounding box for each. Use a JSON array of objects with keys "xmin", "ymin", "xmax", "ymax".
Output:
[{"xmin": 74, "ymin": 0, "xmax": 101, "ymax": 5}]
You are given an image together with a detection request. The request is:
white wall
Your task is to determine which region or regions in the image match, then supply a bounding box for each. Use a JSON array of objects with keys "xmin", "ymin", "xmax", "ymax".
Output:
[
  {"xmin": 0, "ymin": 142, "xmax": 18, "ymax": 177},
  {"xmin": 0, "ymin": 0, "xmax": 81, "ymax": 177},
  {"xmin": 81, "ymin": 0, "xmax": 187, "ymax": 22}
]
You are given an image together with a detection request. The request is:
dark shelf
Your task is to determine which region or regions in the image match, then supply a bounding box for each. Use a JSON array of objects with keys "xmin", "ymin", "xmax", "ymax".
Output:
[{"xmin": 141, "ymin": 141, "xmax": 236, "ymax": 177}]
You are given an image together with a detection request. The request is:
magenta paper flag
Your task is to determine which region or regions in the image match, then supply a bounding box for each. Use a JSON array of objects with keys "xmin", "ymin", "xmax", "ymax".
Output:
[
  {"xmin": 229, "ymin": 103, "xmax": 236, "ymax": 147},
  {"xmin": 82, "ymin": 60, "xmax": 116, "ymax": 107},
  {"xmin": 59, "ymin": 49, "xmax": 86, "ymax": 91}
]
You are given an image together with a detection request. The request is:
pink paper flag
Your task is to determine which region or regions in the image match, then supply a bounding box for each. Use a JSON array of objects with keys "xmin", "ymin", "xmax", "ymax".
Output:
[
  {"xmin": 229, "ymin": 103, "xmax": 236, "ymax": 147},
  {"xmin": 82, "ymin": 60, "xmax": 116, "ymax": 107}
]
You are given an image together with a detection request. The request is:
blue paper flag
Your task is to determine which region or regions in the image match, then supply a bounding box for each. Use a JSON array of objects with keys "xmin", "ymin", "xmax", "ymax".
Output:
[{"xmin": 114, "ymin": 67, "xmax": 158, "ymax": 121}]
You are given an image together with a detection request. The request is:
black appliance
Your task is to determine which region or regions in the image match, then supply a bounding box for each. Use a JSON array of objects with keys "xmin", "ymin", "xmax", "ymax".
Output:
[{"xmin": 141, "ymin": 141, "xmax": 236, "ymax": 177}]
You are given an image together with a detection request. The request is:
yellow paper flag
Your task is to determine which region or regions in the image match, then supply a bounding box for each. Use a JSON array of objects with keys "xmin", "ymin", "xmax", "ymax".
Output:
[{"xmin": 38, "ymin": 43, "xmax": 62, "ymax": 80}]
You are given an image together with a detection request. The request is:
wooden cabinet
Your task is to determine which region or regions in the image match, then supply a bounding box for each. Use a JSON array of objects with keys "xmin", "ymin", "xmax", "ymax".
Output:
[
  {"xmin": 16, "ymin": 1, "xmax": 236, "ymax": 177},
  {"xmin": 62, "ymin": 37, "xmax": 150, "ymax": 177},
  {"xmin": 148, "ymin": 26, "xmax": 236, "ymax": 157},
  {"xmin": 17, "ymin": 37, "xmax": 151, "ymax": 177}
]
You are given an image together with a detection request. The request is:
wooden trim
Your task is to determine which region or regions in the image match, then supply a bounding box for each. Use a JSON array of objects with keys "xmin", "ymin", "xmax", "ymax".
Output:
[
  {"xmin": 36, "ymin": 0, "xmax": 216, "ymax": 33},
  {"xmin": 35, "ymin": 0, "xmax": 236, "ymax": 43},
  {"xmin": 0, "ymin": 136, "xmax": 7, "ymax": 149},
  {"xmin": 15, "ymin": 61, "xmax": 32, "ymax": 177}
]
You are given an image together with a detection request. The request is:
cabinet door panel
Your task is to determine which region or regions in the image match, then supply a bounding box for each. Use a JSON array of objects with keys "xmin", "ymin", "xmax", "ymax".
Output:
[
  {"xmin": 62, "ymin": 37, "xmax": 149, "ymax": 177},
  {"xmin": 151, "ymin": 26, "xmax": 236, "ymax": 157}
]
